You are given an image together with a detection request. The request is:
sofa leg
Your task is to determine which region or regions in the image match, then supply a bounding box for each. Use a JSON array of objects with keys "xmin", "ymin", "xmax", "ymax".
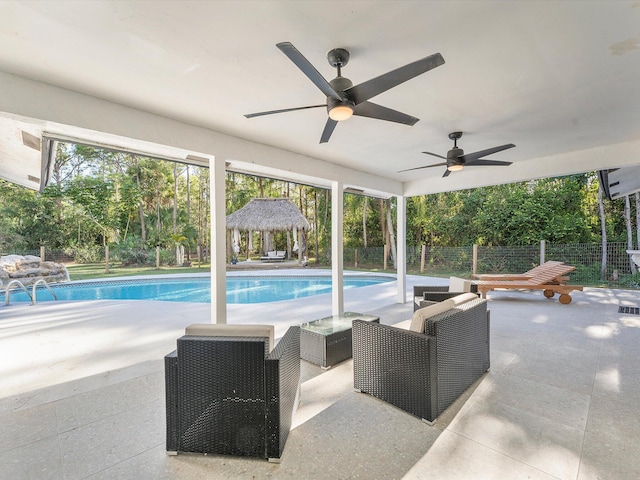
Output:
[
  {"xmin": 166, "ymin": 451, "xmax": 178, "ymax": 456},
  {"xmin": 268, "ymin": 457, "xmax": 282, "ymax": 464}
]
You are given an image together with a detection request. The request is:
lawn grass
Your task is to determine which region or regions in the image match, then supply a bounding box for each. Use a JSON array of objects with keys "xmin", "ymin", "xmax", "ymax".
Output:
[{"xmin": 65, "ymin": 263, "xmax": 212, "ymax": 281}]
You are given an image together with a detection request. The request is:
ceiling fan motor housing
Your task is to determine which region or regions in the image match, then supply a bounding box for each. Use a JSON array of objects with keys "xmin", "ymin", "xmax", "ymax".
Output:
[
  {"xmin": 447, "ymin": 147, "xmax": 465, "ymax": 169},
  {"xmin": 328, "ymin": 76, "xmax": 355, "ymax": 116}
]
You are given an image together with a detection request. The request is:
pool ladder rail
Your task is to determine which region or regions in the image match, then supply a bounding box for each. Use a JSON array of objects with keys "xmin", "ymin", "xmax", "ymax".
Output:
[{"xmin": 4, "ymin": 279, "xmax": 58, "ymax": 305}]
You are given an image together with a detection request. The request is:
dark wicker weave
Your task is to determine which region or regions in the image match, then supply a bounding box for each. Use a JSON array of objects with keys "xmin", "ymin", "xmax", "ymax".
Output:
[
  {"xmin": 165, "ymin": 326, "xmax": 300, "ymax": 461},
  {"xmin": 353, "ymin": 299, "xmax": 490, "ymax": 423},
  {"xmin": 413, "ymin": 285, "xmax": 479, "ymax": 311},
  {"xmin": 300, "ymin": 313, "xmax": 380, "ymax": 368}
]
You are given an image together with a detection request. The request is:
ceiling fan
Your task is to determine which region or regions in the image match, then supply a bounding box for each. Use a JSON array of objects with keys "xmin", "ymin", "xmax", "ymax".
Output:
[
  {"xmin": 245, "ymin": 42, "xmax": 445, "ymax": 143},
  {"xmin": 399, "ymin": 131, "xmax": 515, "ymax": 177}
]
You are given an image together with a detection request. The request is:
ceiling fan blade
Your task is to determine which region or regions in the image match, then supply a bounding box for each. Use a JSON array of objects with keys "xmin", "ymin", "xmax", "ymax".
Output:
[
  {"xmin": 459, "ymin": 143, "xmax": 515, "ymax": 162},
  {"xmin": 465, "ymin": 159, "xmax": 513, "ymax": 167},
  {"xmin": 244, "ymin": 104, "xmax": 326, "ymax": 118},
  {"xmin": 422, "ymin": 151, "xmax": 447, "ymax": 160},
  {"xmin": 277, "ymin": 42, "xmax": 341, "ymax": 101},
  {"xmin": 320, "ymin": 118, "xmax": 338, "ymax": 143},
  {"xmin": 442, "ymin": 169, "xmax": 451, "ymax": 178},
  {"xmin": 353, "ymin": 101, "xmax": 418, "ymax": 125},
  {"xmin": 345, "ymin": 52, "xmax": 445, "ymax": 105},
  {"xmin": 397, "ymin": 162, "xmax": 447, "ymax": 173}
]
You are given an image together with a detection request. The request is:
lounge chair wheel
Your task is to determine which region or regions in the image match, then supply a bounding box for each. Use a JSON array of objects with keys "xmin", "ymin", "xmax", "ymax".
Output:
[
  {"xmin": 559, "ymin": 293, "xmax": 572, "ymax": 304},
  {"xmin": 543, "ymin": 289, "xmax": 555, "ymax": 298}
]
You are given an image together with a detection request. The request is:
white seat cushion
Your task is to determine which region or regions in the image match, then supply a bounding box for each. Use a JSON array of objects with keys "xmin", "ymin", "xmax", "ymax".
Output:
[
  {"xmin": 410, "ymin": 299, "xmax": 455, "ymax": 333},
  {"xmin": 185, "ymin": 323, "xmax": 275, "ymax": 352}
]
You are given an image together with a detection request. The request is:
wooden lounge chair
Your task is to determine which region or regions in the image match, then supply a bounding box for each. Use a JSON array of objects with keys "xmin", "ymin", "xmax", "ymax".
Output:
[
  {"xmin": 472, "ymin": 260, "xmax": 565, "ymax": 281},
  {"xmin": 472, "ymin": 262, "xmax": 583, "ymax": 304}
]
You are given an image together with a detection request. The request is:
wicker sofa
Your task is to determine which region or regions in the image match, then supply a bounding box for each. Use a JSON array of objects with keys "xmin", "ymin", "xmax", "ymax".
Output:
[
  {"xmin": 165, "ymin": 324, "xmax": 300, "ymax": 462},
  {"xmin": 413, "ymin": 276, "xmax": 478, "ymax": 311},
  {"xmin": 353, "ymin": 293, "xmax": 490, "ymax": 423}
]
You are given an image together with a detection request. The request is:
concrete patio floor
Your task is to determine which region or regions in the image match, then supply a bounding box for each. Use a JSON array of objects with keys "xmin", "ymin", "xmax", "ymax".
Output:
[{"xmin": 1, "ymin": 272, "xmax": 639, "ymax": 479}]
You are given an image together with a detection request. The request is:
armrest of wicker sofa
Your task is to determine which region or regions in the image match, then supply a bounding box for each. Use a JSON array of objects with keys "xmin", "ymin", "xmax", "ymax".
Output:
[
  {"xmin": 413, "ymin": 285, "xmax": 449, "ymax": 311},
  {"xmin": 265, "ymin": 326, "xmax": 301, "ymax": 460}
]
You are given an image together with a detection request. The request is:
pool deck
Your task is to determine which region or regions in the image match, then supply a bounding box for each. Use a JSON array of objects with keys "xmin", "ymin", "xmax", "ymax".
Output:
[{"xmin": 2, "ymin": 271, "xmax": 640, "ymax": 479}]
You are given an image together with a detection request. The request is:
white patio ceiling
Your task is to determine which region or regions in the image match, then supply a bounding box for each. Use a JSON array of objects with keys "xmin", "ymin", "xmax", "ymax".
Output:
[{"xmin": 0, "ymin": 1, "xmax": 638, "ymax": 197}]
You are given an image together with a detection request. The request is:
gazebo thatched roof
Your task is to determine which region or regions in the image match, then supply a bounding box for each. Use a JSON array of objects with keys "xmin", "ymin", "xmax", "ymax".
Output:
[{"xmin": 226, "ymin": 198, "xmax": 310, "ymax": 232}]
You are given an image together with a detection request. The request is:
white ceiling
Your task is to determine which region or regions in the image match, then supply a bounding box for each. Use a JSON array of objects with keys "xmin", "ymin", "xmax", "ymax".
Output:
[{"xmin": 0, "ymin": 0, "xmax": 639, "ymax": 195}]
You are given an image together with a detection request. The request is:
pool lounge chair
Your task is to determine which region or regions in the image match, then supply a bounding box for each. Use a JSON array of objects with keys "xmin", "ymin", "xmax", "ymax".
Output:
[{"xmin": 472, "ymin": 262, "xmax": 583, "ymax": 304}]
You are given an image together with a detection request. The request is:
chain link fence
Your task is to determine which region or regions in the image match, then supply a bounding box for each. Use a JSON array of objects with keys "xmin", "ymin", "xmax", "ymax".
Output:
[
  {"xmin": 345, "ymin": 241, "xmax": 640, "ymax": 289},
  {"xmin": 4, "ymin": 241, "xmax": 640, "ymax": 289}
]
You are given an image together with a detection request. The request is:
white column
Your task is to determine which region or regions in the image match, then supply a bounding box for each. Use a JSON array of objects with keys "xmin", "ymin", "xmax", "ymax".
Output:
[
  {"xmin": 331, "ymin": 181, "xmax": 344, "ymax": 315},
  {"xmin": 396, "ymin": 195, "xmax": 407, "ymax": 303},
  {"xmin": 210, "ymin": 156, "xmax": 227, "ymax": 324}
]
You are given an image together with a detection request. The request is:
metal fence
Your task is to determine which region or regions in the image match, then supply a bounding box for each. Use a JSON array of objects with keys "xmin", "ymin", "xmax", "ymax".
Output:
[
  {"xmin": 4, "ymin": 241, "xmax": 640, "ymax": 289},
  {"xmin": 346, "ymin": 241, "xmax": 640, "ymax": 289}
]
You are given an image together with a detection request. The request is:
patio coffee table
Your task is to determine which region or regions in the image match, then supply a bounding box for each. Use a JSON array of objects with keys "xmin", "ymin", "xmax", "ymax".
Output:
[{"xmin": 300, "ymin": 311, "xmax": 380, "ymax": 368}]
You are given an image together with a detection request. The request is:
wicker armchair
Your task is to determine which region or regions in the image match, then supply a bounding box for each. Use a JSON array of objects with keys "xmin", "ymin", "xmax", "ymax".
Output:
[
  {"xmin": 353, "ymin": 297, "xmax": 490, "ymax": 423},
  {"xmin": 165, "ymin": 324, "xmax": 300, "ymax": 462}
]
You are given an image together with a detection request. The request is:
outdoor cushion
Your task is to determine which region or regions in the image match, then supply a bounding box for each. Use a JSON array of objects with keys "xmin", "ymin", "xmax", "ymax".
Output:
[
  {"xmin": 449, "ymin": 276, "xmax": 473, "ymax": 292},
  {"xmin": 184, "ymin": 323, "xmax": 275, "ymax": 352},
  {"xmin": 410, "ymin": 299, "xmax": 455, "ymax": 333},
  {"xmin": 449, "ymin": 293, "xmax": 479, "ymax": 306}
]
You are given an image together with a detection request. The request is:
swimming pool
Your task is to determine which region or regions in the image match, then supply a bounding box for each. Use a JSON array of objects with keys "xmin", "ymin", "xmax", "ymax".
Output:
[{"xmin": 8, "ymin": 275, "xmax": 394, "ymax": 304}]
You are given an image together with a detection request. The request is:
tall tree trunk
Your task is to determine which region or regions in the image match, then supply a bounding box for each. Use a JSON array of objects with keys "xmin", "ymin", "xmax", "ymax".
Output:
[
  {"xmin": 379, "ymin": 198, "xmax": 387, "ymax": 247},
  {"xmin": 626, "ymin": 195, "xmax": 637, "ymax": 274},
  {"xmin": 173, "ymin": 163, "xmax": 178, "ymax": 235},
  {"xmin": 385, "ymin": 199, "xmax": 397, "ymax": 269},
  {"xmin": 135, "ymin": 159, "xmax": 146, "ymax": 242},
  {"xmin": 186, "ymin": 165, "xmax": 191, "ymax": 261},
  {"xmin": 598, "ymin": 184, "xmax": 607, "ymax": 280},
  {"xmin": 362, "ymin": 196, "xmax": 368, "ymax": 248},
  {"xmin": 314, "ymin": 190, "xmax": 319, "ymax": 264},
  {"xmin": 636, "ymin": 192, "xmax": 640, "ymax": 249}
]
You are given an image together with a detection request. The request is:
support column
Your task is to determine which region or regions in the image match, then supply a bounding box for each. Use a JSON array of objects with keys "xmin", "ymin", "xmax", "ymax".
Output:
[
  {"xmin": 331, "ymin": 181, "xmax": 344, "ymax": 315},
  {"xmin": 396, "ymin": 195, "xmax": 407, "ymax": 304},
  {"xmin": 210, "ymin": 156, "xmax": 227, "ymax": 324}
]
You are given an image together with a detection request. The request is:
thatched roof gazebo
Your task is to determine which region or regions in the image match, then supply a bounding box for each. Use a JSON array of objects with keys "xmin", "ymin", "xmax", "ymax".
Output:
[{"xmin": 226, "ymin": 198, "xmax": 311, "ymax": 263}]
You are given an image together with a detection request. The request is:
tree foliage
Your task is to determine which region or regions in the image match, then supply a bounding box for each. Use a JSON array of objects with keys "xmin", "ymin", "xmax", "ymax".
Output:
[{"xmin": 0, "ymin": 143, "xmax": 633, "ymax": 264}]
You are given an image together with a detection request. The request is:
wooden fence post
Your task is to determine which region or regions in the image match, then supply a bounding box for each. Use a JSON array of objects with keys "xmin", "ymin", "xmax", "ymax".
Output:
[
  {"xmin": 354, "ymin": 248, "xmax": 358, "ymax": 268},
  {"xmin": 156, "ymin": 245, "xmax": 161, "ymax": 269},
  {"xmin": 540, "ymin": 239, "xmax": 546, "ymax": 265},
  {"xmin": 105, "ymin": 245, "xmax": 110, "ymax": 274},
  {"xmin": 473, "ymin": 244, "xmax": 478, "ymax": 274},
  {"xmin": 420, "ymin": 244, "xmax": 426, "ymax": 273}
]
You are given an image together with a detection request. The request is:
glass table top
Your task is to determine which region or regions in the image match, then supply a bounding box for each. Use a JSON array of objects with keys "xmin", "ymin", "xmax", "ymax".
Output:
[{"xmin": 300, "ymin": 311, "xmax": 379, "ymax": 336}]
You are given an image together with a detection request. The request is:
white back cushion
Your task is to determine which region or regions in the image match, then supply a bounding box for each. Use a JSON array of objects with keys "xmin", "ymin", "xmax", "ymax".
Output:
[
  {"xmin": 449, "ymin": 276, "xmax": 472, "ymax": 292},
  {"xmin": 410, "ymin": 299, "xmax": 455, "ymax": 333},
  {"xmin": 449, "ymin": 293, "xmax": 479, "ymax": 306},
  {"xmin": 185, "ymin": 324, "xmax": 275, "ymax": 352}
]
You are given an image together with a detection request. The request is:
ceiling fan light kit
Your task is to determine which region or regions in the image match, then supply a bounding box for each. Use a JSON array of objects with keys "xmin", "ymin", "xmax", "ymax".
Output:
[{"xmin": 245, "ymin": 42, "xmax": 445, "ymax": 143}]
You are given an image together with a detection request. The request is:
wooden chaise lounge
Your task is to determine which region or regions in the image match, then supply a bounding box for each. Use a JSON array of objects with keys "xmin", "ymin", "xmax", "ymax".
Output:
[
  {"xmin": 472, "ymin": 261, "xmax": 583, "ymax": 304},
  {"xmin": 472, "ymin": 260, "xmax": 565, "ymax": 281}
]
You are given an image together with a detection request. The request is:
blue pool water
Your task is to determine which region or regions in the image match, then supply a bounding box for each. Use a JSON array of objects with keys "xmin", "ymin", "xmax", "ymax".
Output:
[{"xmin": 8, "ymin": 275, "xmax": 394, "ymax": 304}]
